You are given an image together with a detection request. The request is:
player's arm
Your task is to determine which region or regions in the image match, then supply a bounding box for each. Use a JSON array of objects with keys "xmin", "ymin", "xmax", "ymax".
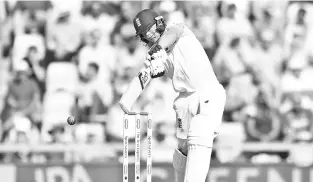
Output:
[
  {"xmin": 148, "ymin": 22, "xmax": 185, "ymax": 57},
  {"xmin": 146, "ymin": 23, "xmax": 184, "ymax": 78},
  {"xmin": 158, "ymin": 22, "xmax": 184, "ymax": 50}
]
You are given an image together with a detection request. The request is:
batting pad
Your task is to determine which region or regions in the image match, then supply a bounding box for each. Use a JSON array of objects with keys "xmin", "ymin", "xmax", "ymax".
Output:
[
  {"xmin": 173, "ymin": 148, "xmax": 187, "ymax": 182},
  {"xmin": 184, "ymin": 145, "xmax": 212, "ymax": 182}
]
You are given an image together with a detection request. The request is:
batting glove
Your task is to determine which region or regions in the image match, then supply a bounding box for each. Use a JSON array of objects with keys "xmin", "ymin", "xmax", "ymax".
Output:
[
  {"xmin": 149, "ymin": 57, "xmax": 166, "ymax": 78},
  {"xmin": 147, "ymin": 44, "xmax": 169, "ymax": 62}
]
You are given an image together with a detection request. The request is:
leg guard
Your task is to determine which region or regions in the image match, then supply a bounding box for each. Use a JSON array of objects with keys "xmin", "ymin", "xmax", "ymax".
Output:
[
  {"xmin": 184, "ymin": 114, "xmax": 218, "ymax": 182},
  {"xmin": 173, "ymin": 148, "xmax": 187, "ymax": 182},
  {"xmin": 184, "ymin": 145, "xmax": 213, "ymax": 182}
]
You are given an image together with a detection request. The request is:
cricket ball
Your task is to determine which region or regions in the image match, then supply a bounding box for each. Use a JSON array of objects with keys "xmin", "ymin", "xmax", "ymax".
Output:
[{"xmin": 67, "ymin": 116, "xmax": 76, "ymax": 125}]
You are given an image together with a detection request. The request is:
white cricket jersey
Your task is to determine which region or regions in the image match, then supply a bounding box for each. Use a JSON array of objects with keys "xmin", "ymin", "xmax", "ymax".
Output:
[{"xmin": 164, "ymin": 24, "xmax": 220, "ymax": 96}]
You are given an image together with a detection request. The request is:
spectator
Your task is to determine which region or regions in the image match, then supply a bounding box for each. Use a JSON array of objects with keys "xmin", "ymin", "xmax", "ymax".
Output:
[
  {"xmin": 78, "ymin": 28, "xmax": 116, "ymax": 84},
  {"xmin": 77, "ymin": 62, "xmax": 113, "ymax": 122},
  {"xmin": 284, "ymin": 6, "xmax": 312, "ymax": 61},
  {"xmin": 2, "ymin": 115, "xmax": 41, "ymax": 163},
  {"xmin": 47, "ymin": 124, "xmax": 69, "ymax": 144},
  {"xmin": 252, "ymin": 19, "xmax": 284, "ymax": 108},
  {"xmin": 110, "ymin": 1, "xmax": 142, "ymax": 46},
  {"xmin": 46, "ymin": 10, "xmax": 82, "ymax": 63},
  {"xmin": 280, "ymin": 54, "xmax": 313, "ymax": 94},
  {"xmin": 192, "ymin": 2, "xmax": 217, "ymax": 60},
  {"xmin": 253, "ymin": 8, "xmax": 282, "ymax": 44},
  {"xmin": 216, "ymin": 1, "xmax": 253, "ymax": 45},
  {"xmin": 283, "ymin": 106, "xmax": 312, "ymax": 142},
  {"xmin": 279, "ymin": 43, "xmax": 313, "ymax": 143},
  {"xmin": 213, "ymin": 36, "xmax": 258, "ymax": 121},
  {"xmin": 73, "ymin": 123, "xmax": 113, "ymax": 162},
  {"xmin": 12, "ymin": 0, "xmax": 52, "ymax": 36},
  {"xmin": 78, "ymin": 29, "xmax": 115, "ymax": 117},
  {"xmin": 23, "ymin": 46, "xmax": 46, "ymax": 97},
  {"xmin": 114, "ymin": 23, "xmax": 146, "ymax": 79},
  {"xmin": 45, "ymin": 123, "xmax": 70, "ymax": 162},
  {"xmin": 12, "ymin": 23, "xmax": 45, "ymax": 70},
  {"xmin": 49, "ymin": 0, "xmax": 83, "ymax": 21},
  {"xmin": 78, "ymin": 62, "xmax": 100, "ymax": 110},
  {"xmin": 0, "ymin": 61, "xmax": 41, "ymax": 126},
  {"xmin": 81, "ymin": 1, "xmax": 118, "ymax": 45},
  {"xmin": 159, "ymin": 1, "xmax": 186, "ymax": 24},
  {"xmin": 285, "ymin": 7, "xmax": 308, "ymax": 43}
]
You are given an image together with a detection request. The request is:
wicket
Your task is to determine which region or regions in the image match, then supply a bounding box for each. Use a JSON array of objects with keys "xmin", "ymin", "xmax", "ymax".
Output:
[{"xmin": 123, "ymin": 112, "xmax": 153, "ymax": 182}]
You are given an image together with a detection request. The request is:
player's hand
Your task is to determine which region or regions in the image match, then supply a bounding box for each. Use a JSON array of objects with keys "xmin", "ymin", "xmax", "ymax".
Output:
[
  {"xmin": 147, "ymin": 44, "xmax": 168, "ymax": 61},
  {"xmin": 146, "ymin": 44, "xmax": 161, "ymax": 61},
  {"xmin": 150, "ymin": 57, "xmax": 166, "ymax": 78},
  {"xmin": 152, "ymin": 48, "xmax": 168, "ymax": 62}
]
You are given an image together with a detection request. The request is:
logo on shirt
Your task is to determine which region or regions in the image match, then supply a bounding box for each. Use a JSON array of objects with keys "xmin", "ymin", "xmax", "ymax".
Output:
[
  {"xmin": 177, "ymin": 118, "xmax": 183, "ymax": 129},
  {"xmin": 135, "ymin": 18, "xmax": 141, "ymax": 27}
]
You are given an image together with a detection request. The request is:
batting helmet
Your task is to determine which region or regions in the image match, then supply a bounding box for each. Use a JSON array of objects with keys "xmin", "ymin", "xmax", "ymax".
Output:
[{"xmin": 133, "ymin": 9, "xmax": 165, "ymax": 36}]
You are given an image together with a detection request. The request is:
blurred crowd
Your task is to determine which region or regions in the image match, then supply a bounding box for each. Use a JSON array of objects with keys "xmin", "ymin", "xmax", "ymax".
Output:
[{"xmin": 0, "ymin": 0, "xmax": 312, "ymax": 164}]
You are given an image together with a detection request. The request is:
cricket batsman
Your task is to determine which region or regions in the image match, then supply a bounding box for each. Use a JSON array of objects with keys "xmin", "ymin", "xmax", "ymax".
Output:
[{"xmin": 132, "ymin": 9, "xmax": 226, "ymax": 182}]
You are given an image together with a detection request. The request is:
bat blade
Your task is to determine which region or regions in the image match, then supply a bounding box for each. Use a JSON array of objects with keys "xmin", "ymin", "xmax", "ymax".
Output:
[{"xmin": 119, "ymin": 67, "xmax": 152, "ymax": 113}]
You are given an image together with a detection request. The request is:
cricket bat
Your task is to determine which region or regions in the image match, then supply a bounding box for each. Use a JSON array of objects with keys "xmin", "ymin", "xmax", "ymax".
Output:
[
  {"xmin": 119, "ymin": 66, "xmax": 152, "ymax": 113},
  {"xmin": 119, "ymin": 44, "xmax": 162, "ymax": 113}
]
